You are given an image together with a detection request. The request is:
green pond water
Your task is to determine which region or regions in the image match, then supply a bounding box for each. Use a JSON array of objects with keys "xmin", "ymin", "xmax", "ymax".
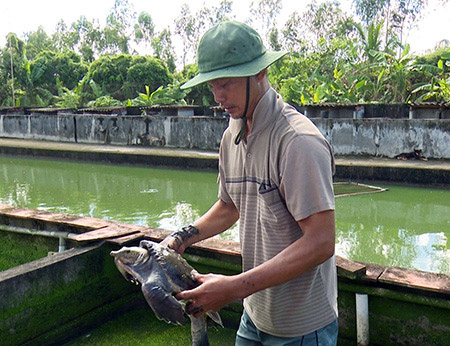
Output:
[{"xmin": 0, "ymin": 156, "xmax": 449, "ymax": 274}]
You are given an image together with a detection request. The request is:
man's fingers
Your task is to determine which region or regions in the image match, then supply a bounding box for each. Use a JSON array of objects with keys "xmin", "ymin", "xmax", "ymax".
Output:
[{"xmin": 176, "ymin": 288, "xmax": 195, "ymax": 300}]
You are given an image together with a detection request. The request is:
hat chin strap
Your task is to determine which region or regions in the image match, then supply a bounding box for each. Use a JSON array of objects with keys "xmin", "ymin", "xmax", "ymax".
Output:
[{"xmin": 234, "ymin": 77, "xmax": 250, "ymax": 145}]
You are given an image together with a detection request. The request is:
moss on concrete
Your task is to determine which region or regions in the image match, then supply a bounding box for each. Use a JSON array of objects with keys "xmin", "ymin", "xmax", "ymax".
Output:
[
  {"xmin": 64, "ymin": 301, "xmax": 237, "ymax": 346},
  {"xmin": 0, "ymin": 231, "xmax": 57, "ymax": 271},
  {"xmin": 1, "ymin": 244, "xmax": 138, "ymax": 346}
]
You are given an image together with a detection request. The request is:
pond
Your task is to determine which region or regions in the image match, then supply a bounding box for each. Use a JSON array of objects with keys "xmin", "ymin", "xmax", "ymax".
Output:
[{"xmin": 0, "ymin": 156, "xmax": 449, "ymax": 274}]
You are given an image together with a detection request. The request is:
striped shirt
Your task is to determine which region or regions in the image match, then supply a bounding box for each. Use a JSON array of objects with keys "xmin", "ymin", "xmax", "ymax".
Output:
[{"xmin": 218, "ymin": 88, "xmax": 338, "ymax": 337}]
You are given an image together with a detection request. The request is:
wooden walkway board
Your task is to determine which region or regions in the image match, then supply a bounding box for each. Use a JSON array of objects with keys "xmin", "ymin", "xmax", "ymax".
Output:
[
  {"xmin": 378, "ymin": 266, "xmax": 450, "ymax": 294},
  {"xmin": 107, "ymin": 227, "xmax": 167, "ymax": 245},
  {"xmin": 69, "ymin": 223, "xmax": 147, "ymax": 242},
  {"xmin": 0, "ymin": 203, "xmax": 110, "ymax": 230},
  {"xmin": 336, "ymin": 256, "xmax": 366, "ymax": 279},
  {"xmin": 54, "ymin": 216, "xmax": 111, "ymax": 229}
]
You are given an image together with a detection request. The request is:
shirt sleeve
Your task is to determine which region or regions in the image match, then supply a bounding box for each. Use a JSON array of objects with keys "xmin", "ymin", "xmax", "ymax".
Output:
[{"xmin": 279, "ymin": 134, "xmax": 335, "ymax": 221}]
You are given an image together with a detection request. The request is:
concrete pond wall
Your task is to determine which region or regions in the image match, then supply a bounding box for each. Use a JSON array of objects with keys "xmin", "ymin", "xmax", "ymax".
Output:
[
  {"xmin": 0, "ymin": 113, "xmax": 449, "ymax": 159},
  {"xmin": 0, "ymin": 203, "xmax": 449, "ymax": 346}
]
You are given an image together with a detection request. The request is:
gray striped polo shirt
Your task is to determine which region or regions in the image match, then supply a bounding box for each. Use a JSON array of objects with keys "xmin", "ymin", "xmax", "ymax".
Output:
[{"xmin": 218, "ymin": 88, "xmax": 338, "ymax": 337}]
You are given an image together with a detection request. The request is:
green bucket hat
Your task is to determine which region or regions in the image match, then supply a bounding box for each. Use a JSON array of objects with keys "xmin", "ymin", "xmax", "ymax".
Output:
[{"xmin": 181, "ymin": 21, "xmax": 287, "ymax": 89}]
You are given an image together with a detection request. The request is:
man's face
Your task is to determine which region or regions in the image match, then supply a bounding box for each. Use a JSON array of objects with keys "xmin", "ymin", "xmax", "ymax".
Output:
[{"xmin": 207, "ymin": 77, "xmax": 248, "ymax": 119}]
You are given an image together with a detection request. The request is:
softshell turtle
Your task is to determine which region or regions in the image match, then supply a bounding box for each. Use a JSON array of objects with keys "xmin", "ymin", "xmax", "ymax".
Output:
[{"xmin": 110, "ymin": 240, "xmax": 223, "ymax": 346}]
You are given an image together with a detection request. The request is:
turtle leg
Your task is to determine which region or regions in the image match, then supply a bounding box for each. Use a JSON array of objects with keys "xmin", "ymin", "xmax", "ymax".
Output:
[
  {"xmin": 141, "ymin": 283, "xmax": 186, "ymax": 326},
  {"xmin": 189, "ymin": 314, "xmax": 210, "ymax": 346}
]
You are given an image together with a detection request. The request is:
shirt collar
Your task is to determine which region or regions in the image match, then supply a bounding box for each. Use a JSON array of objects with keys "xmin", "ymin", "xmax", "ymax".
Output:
[{"xmin": 228, "ymin": 87, "xmax": 282, "ymax": 139}]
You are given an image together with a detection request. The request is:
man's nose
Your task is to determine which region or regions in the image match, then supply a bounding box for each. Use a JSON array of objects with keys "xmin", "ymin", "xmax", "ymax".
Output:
[{"xmin": 213, "ymin": 89, "xmax": 226, "ymax": 104}]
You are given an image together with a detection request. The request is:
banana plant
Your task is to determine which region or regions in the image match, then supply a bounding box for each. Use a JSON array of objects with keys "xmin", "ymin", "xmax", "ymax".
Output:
[
  {"xmin": 411, "ymin": 52, "xmax": 450, "ymax": 102},
  {"xmin": 129, "ymin": 82, "xmax": 188, "ymax": 106},
  {"xmin": 53, "ymin": 77, "xmax": 81, "ymax": 109}
]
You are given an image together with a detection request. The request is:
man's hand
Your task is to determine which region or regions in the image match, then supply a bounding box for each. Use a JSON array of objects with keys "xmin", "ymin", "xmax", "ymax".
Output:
[
  {"xmin": 161, "ymin": 225, "xmax": 200, "ymax": 254},
  {"xmin": 160, "ymin": 235, "xmax": 187, "ymax": 254},
  {"xmin": 176, "ymin": 272, "xmax": 240, "ymax": 317},
  {"xmin": 161, "ymin": 200, "xmax": 239, "ymax": 255}
]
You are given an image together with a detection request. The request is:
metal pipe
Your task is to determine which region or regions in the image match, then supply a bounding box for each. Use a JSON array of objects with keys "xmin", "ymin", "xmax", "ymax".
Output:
[
  {"xmin": 0, "ymin": 225, "xmax": 77, "ymax": 240},
  {"xmin": 356, "ymin": 293, "xmax": 369, "ymax": 346},
  {"xmin": 58, "ymin": 237, "xmax": 67, "ymax": 252},
  {"xmin": 339, "ymin": 282, "xmax": 450, "ymax": 310}
]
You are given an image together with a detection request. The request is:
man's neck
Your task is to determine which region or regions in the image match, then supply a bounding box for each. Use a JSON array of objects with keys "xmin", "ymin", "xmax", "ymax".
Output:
[{"xmin": 245, "ymin": 84, "xmax": 270, "ymax": 136}]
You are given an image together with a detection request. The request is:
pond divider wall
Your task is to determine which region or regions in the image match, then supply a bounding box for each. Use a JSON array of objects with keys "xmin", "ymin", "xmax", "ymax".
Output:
[
  {"xmin": 0, "ymin": 113, "xmax": 449, "ymax": 159},
  {"xmin": 0, "ymin": 204, "xmax": 449, "ymax": 346}
]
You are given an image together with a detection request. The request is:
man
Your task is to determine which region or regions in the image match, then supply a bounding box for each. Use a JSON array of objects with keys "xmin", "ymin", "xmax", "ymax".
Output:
[{"xmin": 162, "ymin": 21, "xmax": 338, "ymax": 345}]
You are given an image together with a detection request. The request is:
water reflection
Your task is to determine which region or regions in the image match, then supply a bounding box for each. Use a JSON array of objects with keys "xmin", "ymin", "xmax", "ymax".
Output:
[
  {"xmin": 0, "ymin": 157, "xmax": 219, "ymax": 229},
  {"xmin": 335, "ymin": 185, "xmax": 450, "ymax": 274},
  {"xmin": 0, "ymin": 156, "xmax": 448, "ymax": 274}
]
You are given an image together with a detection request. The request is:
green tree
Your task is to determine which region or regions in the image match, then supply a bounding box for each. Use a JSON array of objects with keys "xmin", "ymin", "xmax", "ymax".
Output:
[
  {"xmin": 0, "ymin": 33, "xmax": 25, "ymax": 105},
  {"xmin": 24, "ymin": 26, "xmax": 54, "ymax": 60},
  {"xmin": 81, "ymin": 54, "xmax": 170, "ymax": 103},
  {"xmin": 352, "ymin": 0, "xmax": 437, "ymax": 47},
  {"xmin": 175, "ymin": 1, "xmax": 233, "ymax": 68},
  {"xmin": 52, "ymin": 20, "xmax": 71, "ymax": 52},
  {"xmin": 103, "ymin": 0, "xmax": 136, "ymax": 54},
  {"xmin": 248, "ymin": 0, "xmax": 282, "ymax": 48},
  {"xmin": 61, "ymin": 16, "xmax": 103, "ymax": 62},
  {"xmin": 175, "ymin": 4, "xmax": 198, "ymax": 68},
  {"xmin": 128, "ymin": 82, "xmax": 188, "ymax": 106},
  {"xmin": 151, "ymin": 28, "xmax": 177, "ymax": 73},
  {"xmin": 124, "ymin": 57, "xmax": 171, "ymax": 98},
  {"xmin": 177, "ymin": 63, "xmax": 214, "ymax": 105},
  {"xmin": 134, "ymin": 11, "xmax": 155, "ymax": 50},
  {"xmin": 353, "ymin": 21, "xmax": 390, "ymax": 63},
  {"xmin": 0, "ymin": 33, "xmax": 41, "ymax": 106},
  {"xmin": 411, "ymin": 49, "xmax": 450, "ymax": 102},
  {"xmin": 31, "ymin": 50, "xmax": 88, "ymax": 95},
  {"xmin": 282, "ymin": 12, "xmax": 308, "ymax": 52}
]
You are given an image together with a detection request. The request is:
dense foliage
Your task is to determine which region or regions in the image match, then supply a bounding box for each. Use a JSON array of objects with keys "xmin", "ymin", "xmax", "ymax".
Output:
[{"xmin": 0, "ymin": 0, "xmax": 449, "ymax": 108}]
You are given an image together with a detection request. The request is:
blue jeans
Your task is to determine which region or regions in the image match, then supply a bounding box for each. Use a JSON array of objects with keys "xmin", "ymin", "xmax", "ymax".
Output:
[{"xmin": 235, "ymin": 309, "xmax": 338, "ymax": 346}]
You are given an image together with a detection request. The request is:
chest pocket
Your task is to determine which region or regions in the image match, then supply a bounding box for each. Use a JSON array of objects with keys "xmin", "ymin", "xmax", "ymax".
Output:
[{"xmin": 258, "ymin": 183, "xmax": 296, "ymax": 229}]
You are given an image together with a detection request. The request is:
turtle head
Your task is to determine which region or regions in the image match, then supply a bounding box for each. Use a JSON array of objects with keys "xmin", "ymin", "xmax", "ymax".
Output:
[
  {"xmin": 111, "ymin": 246, "xmax": 149, "ymax": 265},
  {"xmin": 110, "ymin": 246, "xmax": 150, "ymax": 283}
]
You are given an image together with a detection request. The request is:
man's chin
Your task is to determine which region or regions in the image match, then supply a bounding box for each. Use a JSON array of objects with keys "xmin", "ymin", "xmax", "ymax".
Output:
[{"xmin": 227, "ymin": 110, "xmax": 242, "ymax": 119}]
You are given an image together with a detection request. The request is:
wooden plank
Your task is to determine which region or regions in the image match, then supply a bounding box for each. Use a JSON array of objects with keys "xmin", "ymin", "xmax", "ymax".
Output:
[
  {"xmin": 1, "ymin": 206, "xmax": 40, "ymax": 219},
  {"xmin": 107, "ymin": 232, "xmax": 145, "ymax": 245},
  {"xmin": 69, "ymin": 223, "xmax": 145, "ymax": 242},
  {"xmin": 138, "ymin": 229, "xmax": 241, "ymax": 256},
  {"xmin": 0, "ymin": 204, "xmax": 110, "ymax": 230},
  {"xmin": 195, "ymin": 237, "xmax": 241, "ymax": 257},
  {"xmin": 51, "ymin": 216, "xmax": 111, "ymax": 229},
  {"xmin": 0, "ymin": 203, "xmax": 17, "ymax": 212},
  {"xmin": 140, "ymin": 228, "xmax": 172, "ymax": 241},
  {"xmin": 378, "ymin": 266, "xmax": 450, "ymax": 294},
  {"xmin": 364, "ymin": 263, "xmax": 386, "ymax": 282},
  {"xmin": 336, "ymin": 256, "xmax": 366, "ymax": 279},
  {"xmin": 107, "ymin": 227, "xmax": 165, "ymax": 245}
]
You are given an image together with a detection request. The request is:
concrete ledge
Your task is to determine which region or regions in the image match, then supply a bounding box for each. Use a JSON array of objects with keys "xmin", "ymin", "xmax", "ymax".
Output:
[
  {"xmin": 0, "ymin": 138, "xmax": 219, "ymax": 170},
  {"xmin": 334, "ymin": 156, "xmax": 450, "ymax": 186},
  {"xmin": 1, "ymin": 138, "xmax": 449, "ymax": 185}
]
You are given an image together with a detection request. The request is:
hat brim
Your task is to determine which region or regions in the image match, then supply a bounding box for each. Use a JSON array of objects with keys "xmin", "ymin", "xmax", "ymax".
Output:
[{"xmin": 181, "ymin": 51, "xmax": 288, "ymax": 89}]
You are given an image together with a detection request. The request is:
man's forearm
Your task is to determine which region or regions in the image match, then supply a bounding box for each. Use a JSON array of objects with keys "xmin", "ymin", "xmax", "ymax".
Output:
[
  {"xmin": 187, "ymin": 199, "xmax": 239, "ymax": 247},
  {"xmin": 166, "ymin": 199, "xmax": 239, "ymax": 252},
  {"xmin": 234, "ymin": 210, "xmax": 335, "ymax": 299}
]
